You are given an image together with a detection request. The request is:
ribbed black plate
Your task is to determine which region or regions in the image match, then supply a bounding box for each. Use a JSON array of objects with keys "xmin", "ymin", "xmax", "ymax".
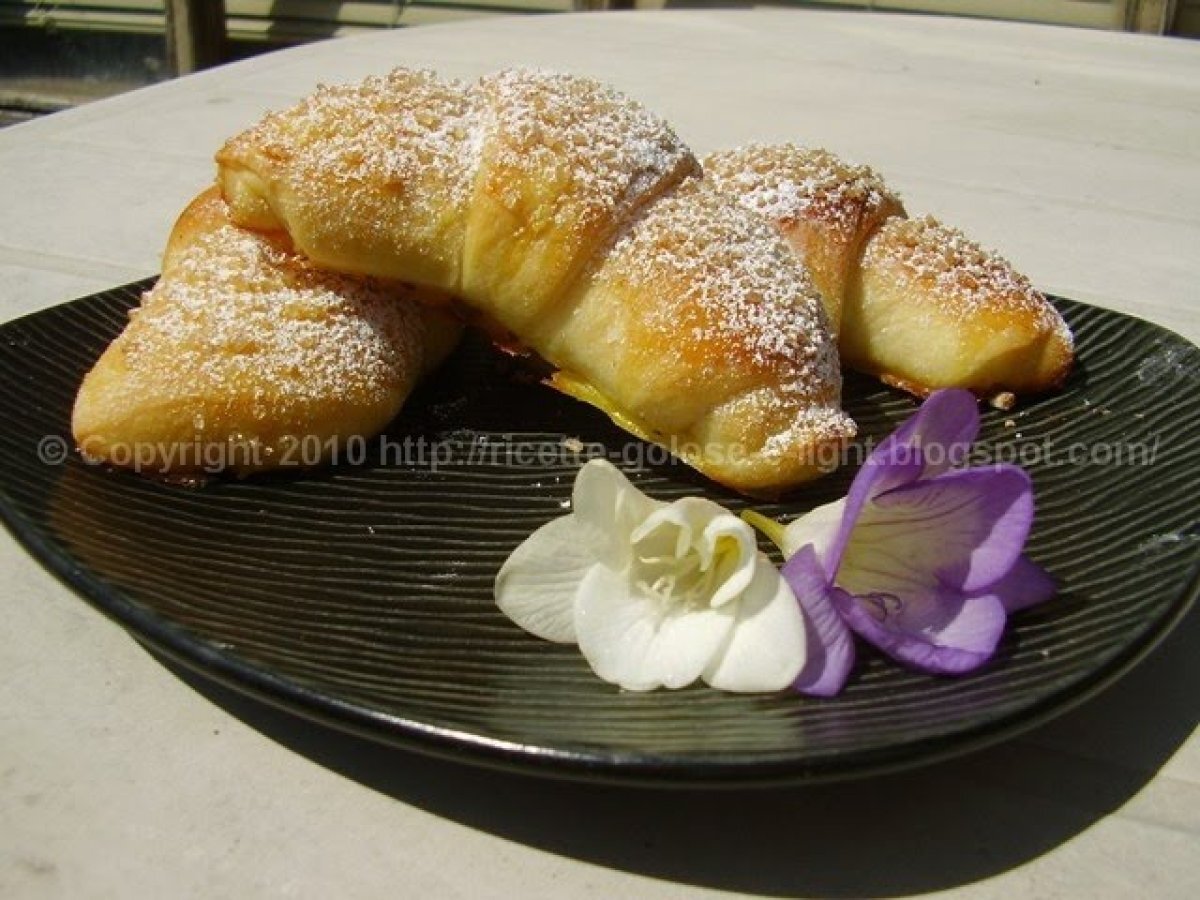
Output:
[{"xmin": 1, "ymin": 280, "xmax": 1197, "ymax": 786}]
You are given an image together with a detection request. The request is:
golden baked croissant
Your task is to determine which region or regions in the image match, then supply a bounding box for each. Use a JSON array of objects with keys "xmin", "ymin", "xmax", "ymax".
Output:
[
  {"xmin": 703, "ymin": 145, "xmax": 1074, "ymax": 400},
  {"xmin": 72, "ymin": 187, "xmax": 461, "ymax": 477},
  {"xmin": 216, "ymin": 68, "xmax": 855, "ymax": 495}
]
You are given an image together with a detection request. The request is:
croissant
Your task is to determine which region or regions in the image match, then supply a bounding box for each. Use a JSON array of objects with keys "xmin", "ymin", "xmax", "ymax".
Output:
[
  {"xmin": 703, "ymin": 145, "xmax": 1074, "ymax": 400},
  {"xmin": 72, "ymin": 187, "xmax": 461, "ymax": 477},
  {"xmin": 215, "ymin": 68, "xmax": 855, "ymax": 495}
]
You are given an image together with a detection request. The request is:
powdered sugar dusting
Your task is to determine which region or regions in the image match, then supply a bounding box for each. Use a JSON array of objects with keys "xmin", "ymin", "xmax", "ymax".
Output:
[
  {"xmin": 606, "ymin": 178, "xmax": 846, "ymax": 416},
  {"xmin": 220, "ymin": 68, "xmax": 480, "ymax": 275},
  {"xmin": 703, "ymin": 144, "xmax": 900, "ymax": 237},
  {"xmin": 123, "ymin": 202, "xmax": 423, "ymax": 410},
  {"xmin": 760, "ymin": 405, "xmax": 855, "ymax": 459},
  {"xmin": 867, "ymin": 216, "xmax": 1073, "ymax": 346},
  {"xmin": 476, "ymin": 68, "xmax": 697, "ymax": 247}
]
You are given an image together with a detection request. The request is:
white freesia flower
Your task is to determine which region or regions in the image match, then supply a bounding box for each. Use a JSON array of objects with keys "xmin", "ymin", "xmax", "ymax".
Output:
[{"xmin": 495, "ymin": 459, "xmax": 806, "ymax": 692}]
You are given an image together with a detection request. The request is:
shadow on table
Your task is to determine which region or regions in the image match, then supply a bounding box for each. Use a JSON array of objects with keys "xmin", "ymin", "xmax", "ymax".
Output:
[{"xmin": 159, "ymin": 601, "xmax": 1198, "ymax": 898}]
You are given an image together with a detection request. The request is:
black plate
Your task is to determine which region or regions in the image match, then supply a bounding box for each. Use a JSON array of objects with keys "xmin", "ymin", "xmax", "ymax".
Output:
[{"xmin": 2, "ymin": 281, "xmax": 1197, "ymax": 786}]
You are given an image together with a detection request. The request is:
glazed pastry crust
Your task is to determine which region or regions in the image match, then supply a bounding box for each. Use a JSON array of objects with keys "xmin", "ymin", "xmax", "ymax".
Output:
[
  {"xmin": 703, "ymin": 145, "xmax": 905, "ymax": 335},
  {"xmin": 218, "ymin": 69, "xmax": 478, "ymax": 291},
  {"xmin": 72, "ymin": 187, "xmax": 460, "ymax": 477},
  {"xmin": 703, "ymin": 143, "xmax": 1073, "ymax": 399},
  {"xmin": 546, "ymin": 178, "xmax": 852, "ymax": 493},
  {"xmin": 851, "ymin": 216, "xmax": 1073, "ymax": 397},
  {"xmin": 217, "ymin": 69, "xmax": 855, "ymax": 495}
]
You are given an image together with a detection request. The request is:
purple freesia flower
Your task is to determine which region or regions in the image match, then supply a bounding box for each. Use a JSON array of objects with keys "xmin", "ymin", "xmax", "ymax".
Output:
[{"xmin": 774, "ymin": 389, "xmax": 1056, "ymax": 696}]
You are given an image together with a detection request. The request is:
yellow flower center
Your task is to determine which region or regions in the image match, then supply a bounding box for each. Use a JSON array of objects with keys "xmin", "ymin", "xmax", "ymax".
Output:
[{"xmin": 631, "ymin": 527, "xmax": 743, "ymax": 609}]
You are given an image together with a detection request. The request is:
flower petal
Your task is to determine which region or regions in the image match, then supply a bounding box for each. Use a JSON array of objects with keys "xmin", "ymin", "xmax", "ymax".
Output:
[
  {"xmin": 628, "ymin": 499, "xmax": 758, "ymax": 609},
  {"xmin": 703, "ymin": 557, "xmax": 807, "ymax": 692},
  {"xmin": 832, "ymin": 585, "xmax": 1007, "ymax": 675},
  {"xmin": 991, "ymin": 554, "xmax": 1057, "ymax": 613},
  {"xmin": 781, "ymin": 545, "xmax": 855, "ymax": 697},
  {"xmin": 632, "ymin": 500, "xmax": 754, "ymax": 586},
  {"xmin": 883, "ymin": 388, "xmax": 980, "ymax": 480},
  {"xmin": 699, "ymin": 510, "xmax": 758, "ymax": 608},
  {"xmin": 574, "ymin": 565, "xmax": 735, "ymax": 691},
  {"xmin": 780, "ymin": 498, "xmax": 846, "ymax": 564},
  {"xmin": 828, "ymin": 390, "xmax": 982, "ymax": 572},
  {"xmin": 848, "ymin": 466, "xmax": 1033, "ymax": 595},
  {"xmin": 494, "ymin": 515, "xmax": 599, "ymax": 642},
  {"xmin": 572, "ymin": 459, "xmax": 662, "ymax": 568}
]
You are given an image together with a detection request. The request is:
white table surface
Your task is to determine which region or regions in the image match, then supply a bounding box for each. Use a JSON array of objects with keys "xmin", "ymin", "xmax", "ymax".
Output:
[{"xmin": 2, "ymin": 9, "xmax": 1198, "ymax": 899}]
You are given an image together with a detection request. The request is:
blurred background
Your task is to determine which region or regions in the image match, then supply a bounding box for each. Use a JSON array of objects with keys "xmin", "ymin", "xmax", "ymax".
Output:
[{"xmin": 2, "ymin": 0, "xmax": 1196, "ymax": 127}]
